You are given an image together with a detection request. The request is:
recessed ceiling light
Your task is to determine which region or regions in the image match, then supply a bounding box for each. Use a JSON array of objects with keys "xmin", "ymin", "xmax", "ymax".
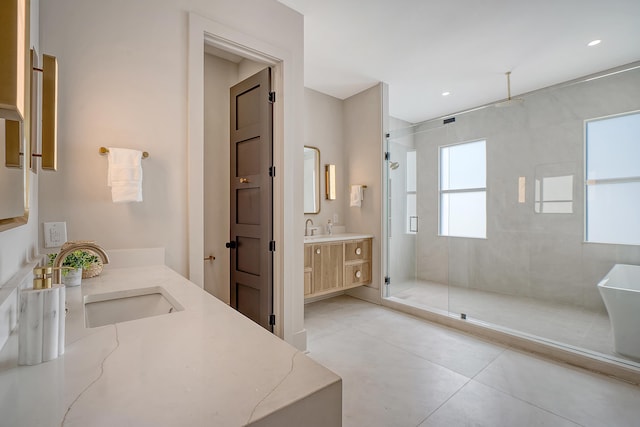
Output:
[
  {"xmin": 588, "ymin": 39, "xmax": 601, "ymax": 47},
  {"xmin": 442, "ymin": 91, "xmax": 451, "ymax": 96}
]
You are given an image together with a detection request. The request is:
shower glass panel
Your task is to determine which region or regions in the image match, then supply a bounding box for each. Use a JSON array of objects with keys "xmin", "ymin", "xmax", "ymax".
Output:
[
  {"xmin": 385, "ymin": 134, "xmax": 421, "ymax": 300},
  {"xmin": 385, "ymin": 122, "xmax": 450, "ymax": 313},
  {"xmin": 384, "ymin": 65, "xmax": 640, "ymax": 368}
]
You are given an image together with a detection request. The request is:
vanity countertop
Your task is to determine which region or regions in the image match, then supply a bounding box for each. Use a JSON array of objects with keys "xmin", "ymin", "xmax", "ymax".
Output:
[
  {"xmin": 0, "ymin": 265, "xmax": 341, "ymax": 426},
  {"xmin": 303, "ymin": 232, "xmax": 374, "ymax": 244}
]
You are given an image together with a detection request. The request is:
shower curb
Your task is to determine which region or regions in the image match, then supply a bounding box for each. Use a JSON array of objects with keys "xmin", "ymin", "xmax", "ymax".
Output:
[{"xmin": 382, "ymin": 297, "xmax": 640, "ymax": 385}]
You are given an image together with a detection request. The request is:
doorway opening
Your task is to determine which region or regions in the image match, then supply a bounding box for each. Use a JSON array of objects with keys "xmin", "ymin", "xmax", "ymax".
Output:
[{"xmin": 187, "ymin": 14, "xmax": 289, "ymax": 340}]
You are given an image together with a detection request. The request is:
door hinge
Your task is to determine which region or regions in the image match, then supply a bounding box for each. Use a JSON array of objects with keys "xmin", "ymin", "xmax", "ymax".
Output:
[
  {"xmin": 384, "ymin": 276, "xmax": 391, "ymax": 285},
  {"xmin": 268, "ymin": 91, "xmax": 276, "ymax": 103},
  {"xmin": 269, "ymin": 314, "xmax": 276, "ymax": 326},
  {"xmin": 269, "ymin": 240, "xmax": 276, "ymax": 252},
  {"xmin": 269, "ymin": 166, "xmax": 276, "ymax": 177},
  {"xmin": 384, "ymin": 152, "xmax": 390, "ymax": 161}
]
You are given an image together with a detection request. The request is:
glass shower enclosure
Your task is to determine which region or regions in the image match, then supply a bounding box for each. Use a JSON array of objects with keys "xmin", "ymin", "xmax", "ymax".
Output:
[{"xmin": 383, "ymin": 64, "xmax": 640, "ymax": 367}]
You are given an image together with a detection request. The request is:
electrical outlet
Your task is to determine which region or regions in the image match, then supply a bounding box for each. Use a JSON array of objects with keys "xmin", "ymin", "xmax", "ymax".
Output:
[
  {"xmin": 333, "ymin": 213, "xmax": 339, "ymax": 224},
  {"xmin": 44, "ymin": 222, "xmax": 67, "ymax": 248}
]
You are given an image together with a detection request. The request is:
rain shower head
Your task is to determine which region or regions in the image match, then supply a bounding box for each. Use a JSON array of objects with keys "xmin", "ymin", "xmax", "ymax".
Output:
[
  {"xmin": 495, "ymin": 71, "xmax": 524, "ymax": 108},
  {"xmin": 389, "ymin": 161, "xmax": 400, "ymax": 170}
]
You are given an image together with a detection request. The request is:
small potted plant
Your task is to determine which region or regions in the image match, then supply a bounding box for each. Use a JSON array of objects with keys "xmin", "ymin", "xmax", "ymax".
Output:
[{"xmin": 48, "ymin": 250, "xmax": 100, "ymax": 287}]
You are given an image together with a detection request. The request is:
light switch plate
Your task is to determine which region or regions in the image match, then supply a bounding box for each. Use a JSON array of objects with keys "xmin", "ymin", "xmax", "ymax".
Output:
[{"xmin": 44, "ymin": 222, "xmax": 67, "ymax": 248}]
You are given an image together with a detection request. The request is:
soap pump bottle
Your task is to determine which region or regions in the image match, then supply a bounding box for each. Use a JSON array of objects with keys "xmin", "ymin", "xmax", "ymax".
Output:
[
  {"xmin": 18, "ymin": 266, "xmax": 66, "ymax": 365},
  {"xmin": 326, "ymin": 219, "xmax": 333, "ymax": 236}
]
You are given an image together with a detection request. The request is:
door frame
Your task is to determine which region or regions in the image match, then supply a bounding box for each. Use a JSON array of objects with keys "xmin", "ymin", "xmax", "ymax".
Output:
[{"xmin": 187, "ymin": 13, "xmax": 297, "ymax": 343}]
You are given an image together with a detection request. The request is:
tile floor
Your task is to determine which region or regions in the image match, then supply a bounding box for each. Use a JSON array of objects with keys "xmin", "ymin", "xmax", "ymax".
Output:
[
  {"xmin": 305, "ymin": 295, "xmax": 640, "ymax": 427},
  {"xmin": 389, "ymin": 279, "xmax": 627, "ymax": 363}
]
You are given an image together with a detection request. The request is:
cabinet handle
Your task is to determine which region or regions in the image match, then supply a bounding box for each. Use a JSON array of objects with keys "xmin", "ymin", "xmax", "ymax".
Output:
[
  {"xmin": 355, "ymin": 247, "xmax": 362, "ymax": 255},
  {"xmin": 355, "ymin": 270, "xmax": 361, "ymax": 279},
  {"xmin": 239, "ymin": 178, "xmax": 250, "ymax": 184},
  {"xmin": 316, "ymin": 248, "xmax": 321, "ymax": 254}
]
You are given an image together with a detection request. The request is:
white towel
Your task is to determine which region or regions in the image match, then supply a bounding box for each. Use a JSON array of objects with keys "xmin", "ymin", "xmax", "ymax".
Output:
[
  {"xmin": 107, "ymin": 147, "xmax": 143, "ymax": 203},
  {"xmin": 350, "ymin": 185, "xmax": 363, "ymax": 208}
]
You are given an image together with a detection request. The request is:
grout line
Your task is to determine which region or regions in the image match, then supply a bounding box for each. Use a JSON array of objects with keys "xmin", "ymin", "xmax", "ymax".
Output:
[
  {"xmin": 60, "ymin": 325, "xmax": 121, "ymax": 426},
  {"xmin": 473, "ymin": 377, "xmax": 586, "ymax": 427},
  {"xmin": 413, "ymin": 378, "xmax": 473, "ymax": 427}
]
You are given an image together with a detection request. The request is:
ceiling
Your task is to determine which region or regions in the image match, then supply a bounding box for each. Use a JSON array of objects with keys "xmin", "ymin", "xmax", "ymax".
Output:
[{"xmin": 278, "ymin": 0, "xmax": 640, "ymax": 124}]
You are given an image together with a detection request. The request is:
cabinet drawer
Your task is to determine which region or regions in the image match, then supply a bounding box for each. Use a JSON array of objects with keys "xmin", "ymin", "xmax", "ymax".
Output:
[
  {"xmin": 344, "ymin": 239, "xmax": 371, "ymax": 262},
  {"xmin": 345, "ymin": 262, "xmax": 371, "ymax": 286}
]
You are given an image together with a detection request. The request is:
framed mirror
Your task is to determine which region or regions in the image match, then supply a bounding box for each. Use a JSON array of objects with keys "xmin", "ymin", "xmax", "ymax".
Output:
[
  {"xmin": 304, "ymin": 146, "xmax": 320, "ymax": 214},
  {"xmin": 0, "ymin": 0, "xmax": 31, "ymax": 232}
]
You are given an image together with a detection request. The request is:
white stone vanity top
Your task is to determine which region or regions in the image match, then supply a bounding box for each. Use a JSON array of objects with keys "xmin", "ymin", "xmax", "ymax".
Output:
[
  {"xmin": 303, "ymin": 232, "xmax": 374, "ymax": 244},
  {"xmin": 0, "ymin": 265, "xmax": 341, "ymax": 426}
]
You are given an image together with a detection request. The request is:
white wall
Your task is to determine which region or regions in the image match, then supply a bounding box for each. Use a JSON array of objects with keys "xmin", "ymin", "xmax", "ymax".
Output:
[
  {"xmin": 303, "ymin": 88, "xmax": 346, "ymax": 231},
  {"xmin": 0, "ymin": 0, "xmax": 40, "ymax": 288},
  {"xmin": 343, "ymin": 83, "xmax": 386, "ymax": 303},
  {"xmin": 38, "ymin": 0, "xmax": 302, "ymax": 275},
  {"xmin": 38, "ymin": 0, "xmax": 305, "ymax": 347}
]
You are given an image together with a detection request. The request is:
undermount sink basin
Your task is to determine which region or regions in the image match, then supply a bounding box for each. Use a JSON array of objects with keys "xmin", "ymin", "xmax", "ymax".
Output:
[{"xmin": 84, "ymin": 286, "xmax": 183, "ymax": 328}]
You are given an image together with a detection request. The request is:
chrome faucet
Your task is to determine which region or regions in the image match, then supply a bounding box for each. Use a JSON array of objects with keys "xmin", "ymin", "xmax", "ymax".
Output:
[
  {"xmin": 53, "ymin": 241, "xmax": 110, "ymax": 284},
  {"xmin": 305, "ymin": 218, "xmax": 314, "ymax": 237}
]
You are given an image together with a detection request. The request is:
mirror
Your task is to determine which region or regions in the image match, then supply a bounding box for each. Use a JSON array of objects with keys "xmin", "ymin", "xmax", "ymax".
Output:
[
  {"xmin": 0, "ymin": 119, "xmax": 25, "ymax": 219},
  {"xmin": 304, "ymin": 146, "xmax": 320, "ymax": 214},
  {"xmin": 0, "ymin": 0, "xmax": 30, "ymax": 232}
]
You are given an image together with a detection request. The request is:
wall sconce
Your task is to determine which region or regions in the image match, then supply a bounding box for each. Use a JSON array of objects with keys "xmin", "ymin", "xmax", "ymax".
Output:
[
  {"xmin": 325, "ymin": 164, "xmax": 336, "ymax": 200},
  {"xmin": 30, "ymin": 52, "xmax": 58, "ymax": 171}
]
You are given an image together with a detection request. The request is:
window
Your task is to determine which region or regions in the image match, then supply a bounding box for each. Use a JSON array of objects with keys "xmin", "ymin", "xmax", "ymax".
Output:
[
  {"xmin": 439, "ymin": 140, "xmax": 486, "ymax": 238},
  {"xmin": 585, "ymin": 111, "xmax": 640, "ymax": 245},
  {"xmin": 406, "ymin": 150, "xmax": 417, "ymax": 234}
]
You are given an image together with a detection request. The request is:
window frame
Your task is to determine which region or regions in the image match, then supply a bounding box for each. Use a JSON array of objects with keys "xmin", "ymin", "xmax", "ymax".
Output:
[
  {"xmin": 584, "ymin": 110, "xmax": 640, "ymax": 246},
  {"xmin": 438, "ymin": 139, "xmax": 487, "ymax": 239}
]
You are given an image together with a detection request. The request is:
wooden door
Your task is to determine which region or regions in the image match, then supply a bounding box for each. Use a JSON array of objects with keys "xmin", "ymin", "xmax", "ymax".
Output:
[{"xmin": 228, "ymin": 68, "xmax": 273, "ymax": 331}]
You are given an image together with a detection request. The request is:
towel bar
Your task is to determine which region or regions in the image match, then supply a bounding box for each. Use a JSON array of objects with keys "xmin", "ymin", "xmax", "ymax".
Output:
[{"xmin": 99, "ymin": 146, "xmax": 149, "ymax": 158}]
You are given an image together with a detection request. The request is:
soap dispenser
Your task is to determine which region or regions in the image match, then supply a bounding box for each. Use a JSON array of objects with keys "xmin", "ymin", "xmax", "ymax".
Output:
[{"xmin": 18, "ymin": 267, "xmax": 66, "ymax": 365}]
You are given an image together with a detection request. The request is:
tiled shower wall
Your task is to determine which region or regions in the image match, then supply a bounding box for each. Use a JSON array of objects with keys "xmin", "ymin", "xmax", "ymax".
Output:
[{"xmin": 414, "ymin": 67, "xmax": 640, "ymax": 310}]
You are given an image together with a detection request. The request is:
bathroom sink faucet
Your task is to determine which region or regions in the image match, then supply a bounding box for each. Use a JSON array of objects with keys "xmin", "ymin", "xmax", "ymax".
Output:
[
  {"xmin": 52, "ymin": 241, "xmax": 110, "ymax": 284},
  {"xmin": 305, "ymin": 219, "xmax": 314, "ymax": 237}
]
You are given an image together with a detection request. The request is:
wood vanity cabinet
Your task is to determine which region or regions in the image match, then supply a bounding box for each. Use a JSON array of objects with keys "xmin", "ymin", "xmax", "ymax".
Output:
[
  {"xmin": 304, "ymin": 238, "xmax": 372, "ymax": 299},
  {"xmin": 312, "ymin": 242, "xmax": 344, "ymax": 294},
  {"xmin": 344, "ymin": 239, "xmax": 372, "ymax": 287},
  {"xmin": 304, "ymin": 244, "xmax": 313, "ymax": 296}
]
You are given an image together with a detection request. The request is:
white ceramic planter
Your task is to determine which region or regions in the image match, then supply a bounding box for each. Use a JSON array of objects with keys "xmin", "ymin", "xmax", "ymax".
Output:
[{"xmin": 62, "ymin": 268, "xmax": 83, "ymax": 287}]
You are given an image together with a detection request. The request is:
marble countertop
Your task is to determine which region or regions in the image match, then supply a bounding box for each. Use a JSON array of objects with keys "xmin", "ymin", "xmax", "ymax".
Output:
[
  {"xmin": 303, "ymin": 232, "xmax": 374, "ymax": 244},
  {"xmin": 0, "ymin": 265, "xmax": 341, "ymax": 426}
]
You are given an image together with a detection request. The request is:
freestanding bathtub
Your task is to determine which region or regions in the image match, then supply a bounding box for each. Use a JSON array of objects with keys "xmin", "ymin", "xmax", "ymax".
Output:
[{"xmin": 597, "ymin": 264, "xmax": 640, "ymax": 360}]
